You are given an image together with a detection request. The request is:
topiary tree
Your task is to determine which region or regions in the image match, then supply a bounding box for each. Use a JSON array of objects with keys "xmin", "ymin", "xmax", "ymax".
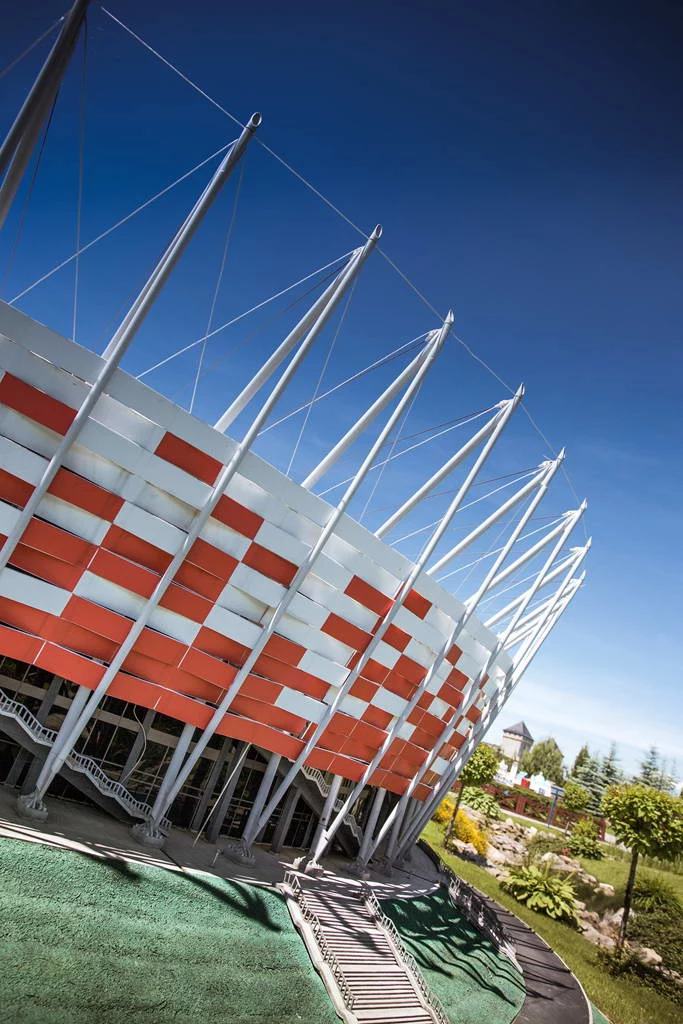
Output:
[
  {"xmin": 562, "ymin": 781, "xmax": 590, "ymax": 832},
  {"xmin": 444, "ymin": 743, "xmax": 499, "ymax": 843},
  {"xmin": 601, "ymin": 784, "xmax": 683, "ymax": 950}
]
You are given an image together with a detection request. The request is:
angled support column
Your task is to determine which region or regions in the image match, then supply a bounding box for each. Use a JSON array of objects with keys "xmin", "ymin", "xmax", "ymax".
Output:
[
  {"xmin": 222, "ymin": 752, "xmax": 281, "ymax": 864},
  {"xmin": 305, "ymin": 774, "xmax": 343, "ymax": 873},
  {"xmin": 190, "ymin": 736, "xmax": 233, "ymax": 832},
  {"xmin": 251, "ymin": 373, "xmax": 521, "ymax": 846},
  {"xmin": 133, "ymin": 722, "xmax": 195, "ymax": 845},
  {"xmin": 311, "ymin": 441, "xmax": 558, "ymax": 861},
  {"xmin": 481, "ymin": 513, "xmax": 574, "ymax": 593},
  {"xmin": 2, "ymin": 113, "xmax": 260, "ymax": 582},
  {"xmin": 483, "ymin": 547, "xmax": 578, "ymax": 629},
  {"xmin": 382, "ymin": 794, "xmax": 411, "ymax": 869},
  {"xmin": 395, "ymin": 570, "xmax": 584, "ymax": 860},
  {"xmin": 215, "ymin": 228, "xmax": 381, "ymax": 432},
  {"xmin": 303, "ymin": 330, "xmax": 453, "ymax": 489},
  {"xmin": 142, "ymin": 311, "xmax": 448, "ymax": 835},
  {"xmin": 0, "ymin": 0, "xmax": 90, "ymax": 229},
  {"xmin": 206, "ymin": 742, "xmax": 250, "ymax": 844},
  {"xmin": 427, "ymin": 456, "xmax": 559, "ymax": 579},
  {"xmin": 17, "ymin": 683, "xmax": 89, "ymax": 820},
  {"xmin": 349, "ymin": 787, "xmax": 386, "ymax": 876},
  {"xmin": 374, "ymin": 403, "xmax": 508, "ymax": 538},
  {"xmin": 270, "ymin": 787, "xmax": 300, "ymax": 854}
]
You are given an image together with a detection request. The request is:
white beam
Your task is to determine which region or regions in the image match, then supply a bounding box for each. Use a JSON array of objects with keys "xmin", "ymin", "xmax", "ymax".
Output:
[
  {"xmin": 215, "ymin": 227, "xmax": 382, "ymax": 433},
  {"xmin": 427, "ymin": 459, "xmax": 554, "ymax": 578},
  {"xmin": 0, "ymin": 114, "xmax": 261, "ymax": 586},
  {"xmin": 374, "ymin": 403, "xmax": 507, "ymax": 538},
  {"xmin": 303, "ymin": 335, "xmax": 434, "ymax": 489}
]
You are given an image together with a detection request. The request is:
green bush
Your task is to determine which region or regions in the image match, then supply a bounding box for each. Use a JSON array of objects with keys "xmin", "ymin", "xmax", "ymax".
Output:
[
  {"xmin": 597, "ymin": 948, "xmax": 683, "ymax": 1006},
  {"xmin": 461, "ymin": 786, "xmax": 501, "ymax": 820},
  {"xmin": 526, "ymin": 832, "xmax": 568, "ymax": 860},
  {"xmin": 501, "ymin": 863, "xmax": 578, "ymax": 923},
  {"xmin": 631, "ymin": 875, "xmax": 681, "ymax": 915},
  {"xmin": 624, "ymin": 876, "xmax": 683, "ymax": 975},
  {"xmin": 568, "ymin": 817, "xmax": 603, "ymax": 860}
]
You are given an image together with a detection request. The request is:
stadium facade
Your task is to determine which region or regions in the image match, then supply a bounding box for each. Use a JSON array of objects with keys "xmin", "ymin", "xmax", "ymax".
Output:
[{"xmin": 0, "ymin": 1, "xmax": 588, "ymax": 871}]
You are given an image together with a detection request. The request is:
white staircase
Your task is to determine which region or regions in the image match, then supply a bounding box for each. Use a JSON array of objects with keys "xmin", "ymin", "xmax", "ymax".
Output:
[
  {"xmin": 301, "ymin": 765, "xmax": 363, "ymax": 843},
  {"xmin": 0, "ymin": 688, "xmax": 169, "ymax": 829},
  {"xmin": 285, "ymin": 873, "xmax": 449, "ymax": 1024}
]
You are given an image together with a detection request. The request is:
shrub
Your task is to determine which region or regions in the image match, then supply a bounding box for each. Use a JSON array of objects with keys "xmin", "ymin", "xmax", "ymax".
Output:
[
  {"xmin": 567, "ymin": 817, "xmax": 603, "ymax": 860},
  {"xmin": 597, "ymin": 948, "xmax": 683, "ymax": 1006},
  {"xmin": 632, "ymin": 875, "xmax": 681, "ymax": 915},
  {"xmin": 628, "ymin": 906, "xmax": 683, "ymax": 975},
  {"xmin": 432, "ymin": 797, "xmax": 455, "ymax": 827},
  {"xmin": 501, "ymin": 863, "xmax": 578, "ymax": 923},
  {"xmin": 526, "ymin": 832, "xmax": 567, "ymax": 860},
  {"xmin": 445, "ymin": 809, "xmax": 488, "ymax": 856},
  {"xmin": 461, "ymin": 786, "xmax": 501, "ymax": 821}
]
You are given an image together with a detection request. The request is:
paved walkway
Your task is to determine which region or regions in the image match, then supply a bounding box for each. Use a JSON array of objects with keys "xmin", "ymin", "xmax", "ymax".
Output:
[
  {"xmin": 480, "ymin": 898, "xmax": 590, "ymax": 1024},
  {"xmin": 0, "ymin": 785, "xmax": 440, "ymax": 898}
]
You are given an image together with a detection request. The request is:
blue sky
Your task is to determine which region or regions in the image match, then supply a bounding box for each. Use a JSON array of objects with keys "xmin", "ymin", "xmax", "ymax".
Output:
[{"xmin": 1, "ymin": 0, "xmax": 681, "ymax": 776}]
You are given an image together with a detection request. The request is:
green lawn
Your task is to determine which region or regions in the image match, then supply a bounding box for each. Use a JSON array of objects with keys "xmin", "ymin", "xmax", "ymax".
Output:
[
  {"xmin": 380, "ymin": 886, "xmax": 524, "ymax": 1024},
  {"xmin": 577, "ymin": 853, "xmax": 683, "ymax": 903},
  {"xmin": 422, "ymin": 822, "xmax": 681, "ymax": 1024},
  {"xmin": 0, "ymin": 837, "xmax": 338, "ymax": 1024}
]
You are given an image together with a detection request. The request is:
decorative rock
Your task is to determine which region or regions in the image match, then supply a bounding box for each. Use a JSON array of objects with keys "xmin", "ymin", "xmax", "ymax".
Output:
[
  {"xmin": 576, "ymin": 909, "xmax": 600, "ymax": 928},
  {"xmin": 633, "ymin": 946, "xmax": 663, "ymax": 967},
  {"xmin": 449, "ymin": 839, "xmax": 487, "ymax": 866},
  {"xmin": 595, "ymin": 882, "xmax": 616, "ymax": 897},
  {"xmin": 581, "ymin": 925, "xmax": 616, "ymax": 950},
  {"xmin": 540, "ymin": 851, "xmax": 582, "ymax": 873}
]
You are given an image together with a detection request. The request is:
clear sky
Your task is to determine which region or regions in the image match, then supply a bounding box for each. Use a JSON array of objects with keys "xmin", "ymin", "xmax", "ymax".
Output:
[{"xmin": 1, "ymin": 0, "xmax": 681, "ymax": 777}]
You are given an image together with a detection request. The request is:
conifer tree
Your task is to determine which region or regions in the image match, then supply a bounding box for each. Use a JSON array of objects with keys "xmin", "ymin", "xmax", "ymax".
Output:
[
  {"xmin": 601, "ymin": 742, "xmax": 623, "ymax": 789},
  {"xmin": 635, "ymin": 746, "xmax": 662, "ymax": 789},
  {"xmin": 572, "ymin": 743, "xmax": 590, "ymax": 776},
  {"xmin": 571, "ymin": 751, "xmax": 604, "ymax": 812}
]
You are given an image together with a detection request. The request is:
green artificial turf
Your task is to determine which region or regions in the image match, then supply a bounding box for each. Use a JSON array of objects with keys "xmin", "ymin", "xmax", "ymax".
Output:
[
  {"xmin": 380, "ymin": 885, "xmax": 524, "ymax": 1024},
  {"xmin": 0, "ymin": 837, "xmax": 338, "ymax": 1024}
]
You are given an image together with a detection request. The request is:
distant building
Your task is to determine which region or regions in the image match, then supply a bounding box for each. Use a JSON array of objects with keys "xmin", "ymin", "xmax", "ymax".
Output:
[{"xmin": 501, "ymin": 721, "xmax": 534, "ymax": 763}]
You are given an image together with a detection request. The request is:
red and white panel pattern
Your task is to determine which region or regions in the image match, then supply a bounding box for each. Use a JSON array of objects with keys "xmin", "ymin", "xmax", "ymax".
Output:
[{"xmin": 0, "ymin": 302, "xmax": 512, "ymax": 801}]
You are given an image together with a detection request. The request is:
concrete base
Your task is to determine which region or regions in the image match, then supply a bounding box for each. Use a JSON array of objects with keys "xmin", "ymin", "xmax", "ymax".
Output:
[
  {"xmin": 16, "ymin": 791, "xmax": 48, "ymax": 822},
  {"xmin": 348, "ymin": 857, "xmax": 371, "ymax": 879},
  {"xmin": 302, "ymin": 857, "xmax": 325, "ymax": 876},
  {"xmin": 131, "ymin": 821, "xmax": 166, "ymax": 849},
  {"xmin": 378, "ymin": 856, "xmax": 396, "ymax": 879},
  {"xmin": 219, "ymin": 839, "xmax": 256, "ymax": 865}
]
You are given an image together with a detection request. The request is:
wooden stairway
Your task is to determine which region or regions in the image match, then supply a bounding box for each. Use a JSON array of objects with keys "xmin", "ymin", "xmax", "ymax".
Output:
[{"xmin": 289, "ymin": 876, "xmax": 443, "ymax": 1024}]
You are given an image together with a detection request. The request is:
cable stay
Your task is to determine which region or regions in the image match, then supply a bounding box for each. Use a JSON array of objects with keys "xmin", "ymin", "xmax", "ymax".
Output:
[{"xmin": 315, "ymin": 405, "xmax": 495, "ymax": 498}]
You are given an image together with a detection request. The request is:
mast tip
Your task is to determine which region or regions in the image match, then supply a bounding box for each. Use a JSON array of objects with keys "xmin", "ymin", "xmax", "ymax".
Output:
[{"xmin": 248, "ymin": 113, "xmax": 263, "ymax": 128}]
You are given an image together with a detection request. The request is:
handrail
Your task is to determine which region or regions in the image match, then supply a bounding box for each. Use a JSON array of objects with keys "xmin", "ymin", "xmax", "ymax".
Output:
[
  {"xmin": 361, "ymin": 883, "xmax": 451, "ymax": 1024},
  {"xmin": 283, "ymin": 871, "xmax": 356, "ymax": 1010},
  {"xmin": 417, "ymin": 839, "xmax": 518, "ymax": 964},
  {"xmin": 301, "ymin": 765, "xmax": 363, "ymax": 842},
  {"xmin": 0, "ymin": 689, "xmax": 170, "ymax": 831}
]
